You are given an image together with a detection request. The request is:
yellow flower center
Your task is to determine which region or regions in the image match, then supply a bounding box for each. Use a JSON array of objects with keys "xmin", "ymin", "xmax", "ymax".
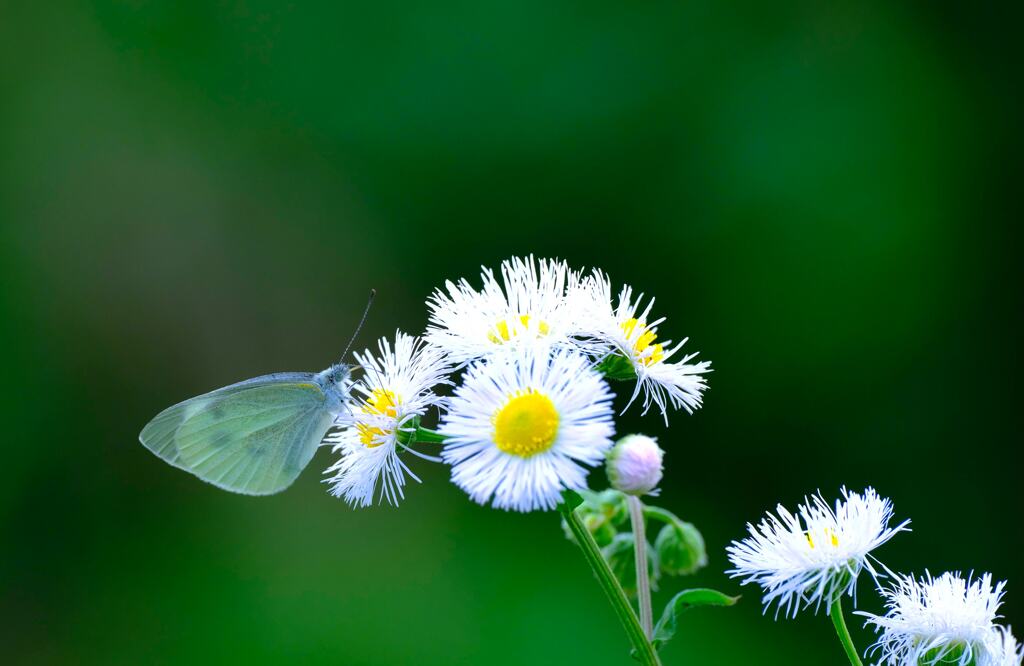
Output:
[
  {"xmin": 487, "ymin": 314, "xmax": 551, "ymax": 344},
  {"xmin": 621, "ymin": 318, "xmax": 665, "ymax": 366},
  {"xmin": 493, "ymin": 390, "xmax": 560, "ymax": 458},
  {"xmin": 357, "ymin": 388, "xmax": 400, "ymax": 448},
  {"xmin": 807, "ymin": 528, "xmax": 840, "ymax": 550}
]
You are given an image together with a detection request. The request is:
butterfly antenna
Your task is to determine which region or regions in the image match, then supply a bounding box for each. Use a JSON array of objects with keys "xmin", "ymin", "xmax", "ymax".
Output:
[{"xmin": 341, "ymin": 289, "xmax": 376, "ymax": 363}]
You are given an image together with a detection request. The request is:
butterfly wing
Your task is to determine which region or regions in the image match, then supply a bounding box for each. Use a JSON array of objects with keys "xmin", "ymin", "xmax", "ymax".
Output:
[{"xmin": 139, "ymin": 373, "xmax": 338, "ymax": 495}]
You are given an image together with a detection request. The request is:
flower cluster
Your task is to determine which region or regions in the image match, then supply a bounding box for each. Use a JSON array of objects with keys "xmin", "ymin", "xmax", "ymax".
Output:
[
  {"xmin": 322, "ymin": 256, "xmax": 711, "ymax": 510},
  {"xmin": 728, "ymin": 488, "xmax": 1021, "ymax": 666},
  {"xmin": 142, "ymin": 251, "xmax": 1019, "ymax": 665}
]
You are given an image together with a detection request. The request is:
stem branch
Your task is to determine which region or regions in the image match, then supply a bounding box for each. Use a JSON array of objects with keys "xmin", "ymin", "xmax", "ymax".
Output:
[
  {"xmin": 408, "ymin": 426, "xmax": 447, "ymax": 445},
  {"xmin": 830, "ymin": 597, "xmax": 864, "ymax": 666},
  {"xmin": 564, "ymin": 505, "xmax": 661, "ymax": 666},
  {"xmin": 627, "ymin": 495, "xmax": 654, "ymax": 639},
  {"xmin": 642, "ymin": 504, "xmax": 681, "ymax": 526}
]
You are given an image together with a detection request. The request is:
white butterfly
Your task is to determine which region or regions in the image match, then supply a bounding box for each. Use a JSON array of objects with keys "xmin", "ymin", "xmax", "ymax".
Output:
[
  {"xmin": 139, "ymin": 364, "xmax": 353, "ymax": 495},
  {"xmin": 139, "ymin": 292, "xmax": 374, "ymax": 495}
]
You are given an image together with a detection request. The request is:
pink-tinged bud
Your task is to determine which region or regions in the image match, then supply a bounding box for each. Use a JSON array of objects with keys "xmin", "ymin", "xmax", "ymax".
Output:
[{"xmin": 606, "ymin": 434, "xmax": 664, "ymax": 496}]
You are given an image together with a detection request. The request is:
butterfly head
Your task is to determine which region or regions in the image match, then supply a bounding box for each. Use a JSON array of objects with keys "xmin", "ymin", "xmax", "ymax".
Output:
[
  {"xmin": 317, "ymin": 363, "xmax": 355, "ymax": 410},
  {"xmin": 322, "ymin": 363, "xmax": 353, "ymax": 387},
  {"xmin": 333, "ymin": 362, "xmax": 358, "ymax": 383}
]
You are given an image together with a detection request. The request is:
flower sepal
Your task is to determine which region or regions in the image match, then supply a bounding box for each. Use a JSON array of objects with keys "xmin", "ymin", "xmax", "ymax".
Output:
[
  {"xmin": 394, "ymin": 416, "xmax": 420, "ymax": 447},
  {"xmin": 921, "ymin": 643, "xmax": 972, "ymax": 665},
  {"xmin": 595, "ymin": 353, "xmax": 639, "ymax": 381}
]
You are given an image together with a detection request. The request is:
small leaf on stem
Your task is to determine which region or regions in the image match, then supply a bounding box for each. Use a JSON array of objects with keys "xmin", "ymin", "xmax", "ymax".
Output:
[
  {"xmin": 558, "ymin": 489, "xmax": 584, "ymax": 513},
  {"xmin": 652, "ymin": 589, "xmax": 739, "ymax": 650}
]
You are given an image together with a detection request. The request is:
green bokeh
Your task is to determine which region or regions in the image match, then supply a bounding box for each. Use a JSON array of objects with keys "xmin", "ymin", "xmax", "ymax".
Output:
[{"xmin": 2, "ymin": 2, "xmax": 1020, "ymax": 664}]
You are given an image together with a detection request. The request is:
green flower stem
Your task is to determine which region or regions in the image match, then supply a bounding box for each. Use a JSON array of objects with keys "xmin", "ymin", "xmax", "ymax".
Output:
[
  {"xmin": 564, "ymin": 504, "xmax": 662, "ymax": 666},
  {"xmin": 627, "ymin": 495, "xmax": 654, "ymax": 639},
  {"xmin": 829, "ymin": 597, "xmax": 864, "ymax": 666},
  {"xmin": 411, "ymin": 426, "xmax": 447, "ymax": 444},
  {"xmin": 396, "ymin": 424, "xmax": 448, "ymax": 447},
  {"xmin": 642, "ymin": 505, "xmax": 682, "ymax": 525}
]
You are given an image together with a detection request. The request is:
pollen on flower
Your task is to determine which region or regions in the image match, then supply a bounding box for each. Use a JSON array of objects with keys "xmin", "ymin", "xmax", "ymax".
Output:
[
  {"xmin": 807, "ymin": 528, "xmax": 840, "ymax": 550},
  {"xmin": 357, "ymin": 388, "xmax": 401, "ymax": 448},
  {"xmin": 493, "ymin": 389, "xmax": 560, "ymax": 457},
  {"xmin": 620, "ymin": 318, "xmax": 665, "ymax": 366},
  {"xmin": 487, "ymin": 314, "xmax": 551, "ymax": 344}
]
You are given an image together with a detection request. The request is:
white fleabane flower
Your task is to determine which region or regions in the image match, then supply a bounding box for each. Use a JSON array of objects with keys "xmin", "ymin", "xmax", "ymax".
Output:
[
  {"xmin": 726, "ymin": 487, "xmax": 909, "ymax": 618},
  {"xmin": 425, "ymin": 256, "xmax": 582, "ymax": 364},
  {"xmin": 324, "ymin": 332, "xmax": 451, "ymax": 507},
  {"xmin": 439, "ymin": 346, "xmax": 615, "ymax": 512},
  {"xmin": 861, "ymin": 572, "xmax": 1013, "ymax": 666},
  {"xmin": 572, "ymin": 270, "xmax": 710, "ymax": 423},
  {"xmin": 988, "ymin": 626, "xmax": 1024, "ymax": 666}
]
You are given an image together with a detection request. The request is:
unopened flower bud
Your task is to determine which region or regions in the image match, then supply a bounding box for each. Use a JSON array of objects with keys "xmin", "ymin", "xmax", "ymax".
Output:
[
  {"xmin": 656, "ymin": 519, "xmax": 707, "ymax": 576},
  {"xmin": 606, "ymin": 434, "xmax": 664, "ymax": 496}
]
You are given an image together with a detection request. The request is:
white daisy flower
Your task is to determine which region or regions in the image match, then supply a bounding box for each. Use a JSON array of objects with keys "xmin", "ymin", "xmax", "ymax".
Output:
[
  {"xmin": 988, "ymin": 626, "xmax": 1024, "ymax": 666},
  {"xmin": 861, "ymin": 571, "xmax": 1013, "ymax": 666},
  {"xmin": 572, "ymin": 269, "xmax": 710, "ymax": 422},
  {"xmin": 425, "ymin": 256, "xmax": 583, "ymax": 365},
  {"xmin": 439, "ymin": 346, "xmax": 615, "ymax": 512},
  {"xmin": 726, "ymin": 487, "xmax": 909, "ymax": 618},
  {"xmin": 323, "ymin": 332, "xmax": 451, "ymax": 507}
]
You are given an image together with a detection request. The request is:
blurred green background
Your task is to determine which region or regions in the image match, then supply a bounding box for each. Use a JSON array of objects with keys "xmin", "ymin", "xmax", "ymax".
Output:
[{"xmin": 2, "ymin": 2, "xmax": 1020, "ymax": 664}]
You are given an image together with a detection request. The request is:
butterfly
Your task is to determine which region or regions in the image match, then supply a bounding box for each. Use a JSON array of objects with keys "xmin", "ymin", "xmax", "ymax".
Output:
[{"xmin": 138, "ymin": 292, "xmax": 374, "ymax": 495}]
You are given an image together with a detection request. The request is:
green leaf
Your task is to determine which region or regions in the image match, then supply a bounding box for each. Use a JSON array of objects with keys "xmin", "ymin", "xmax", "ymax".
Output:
[
  {"xmin": 557, "ymin": 489, "xmax": 584, "ymax": 513},
  {"xmin": 652, "ymin": 589, "xmax": 739, "ymax": 650}
]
